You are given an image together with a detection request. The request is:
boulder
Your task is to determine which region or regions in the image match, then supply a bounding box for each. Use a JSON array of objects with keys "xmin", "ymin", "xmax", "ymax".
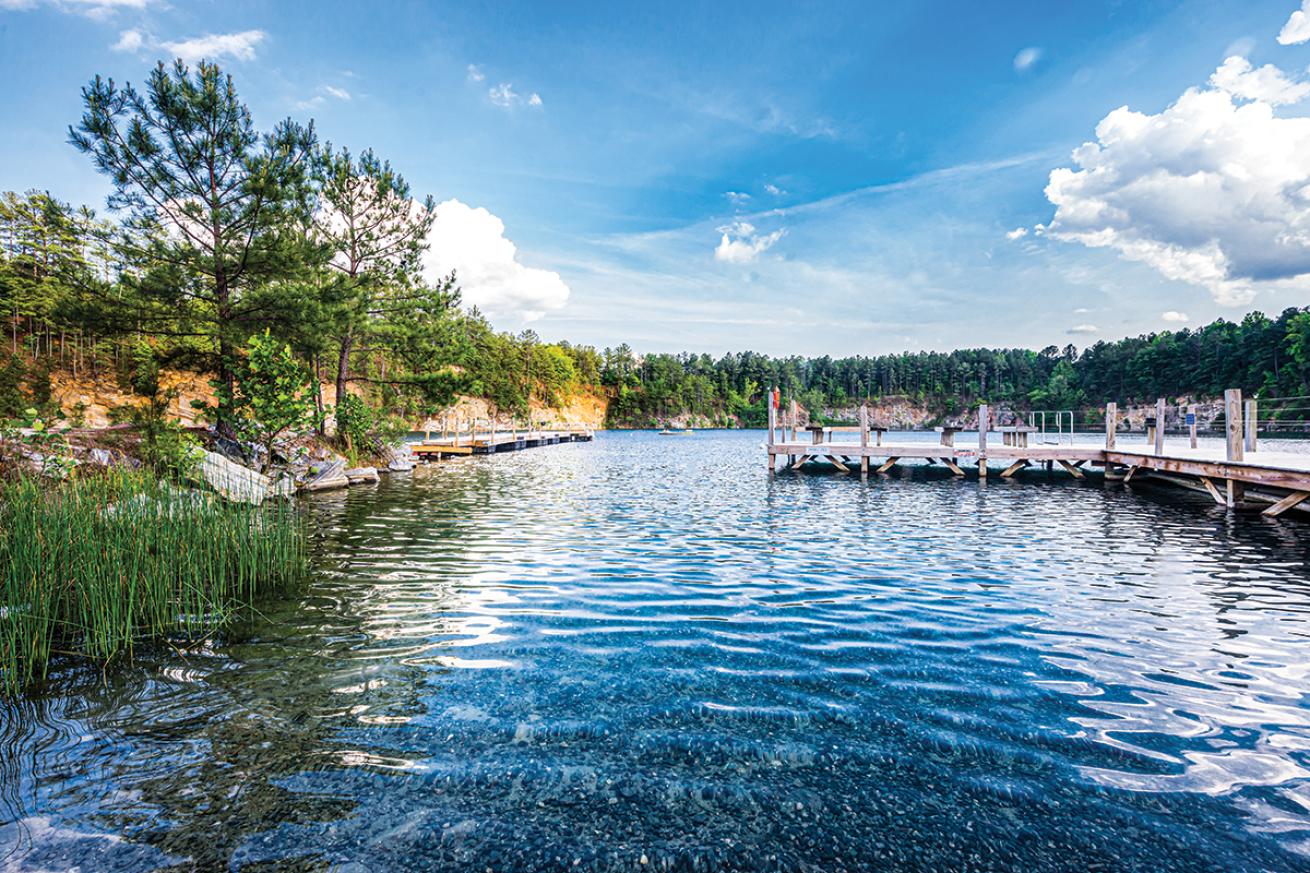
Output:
[
  {"xmin": 200, "ymin": 450, "xmax": 271, "ymax": 504},
  {"xmin": 345, "ymin": 466, "xmax": 380, "ymax": 484},
  {"xmin": 301, "ymin": 459, "xmax": 350, "ymax": 492}
]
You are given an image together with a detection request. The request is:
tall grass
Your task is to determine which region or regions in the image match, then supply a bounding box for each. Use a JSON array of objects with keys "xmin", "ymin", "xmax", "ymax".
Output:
[{"xmin": 0, "ymin": 470, "xmax": 307, "ymax": 695}]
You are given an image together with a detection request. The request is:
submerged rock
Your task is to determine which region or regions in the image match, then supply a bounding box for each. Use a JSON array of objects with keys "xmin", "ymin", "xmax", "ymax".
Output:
[
  {"xmin": 345, "ymin": 466, "xmax": 380, "ymax": 484},
  {"xmin": 301, "ymin": 459, "xmax": 349, "ymax": 492}
]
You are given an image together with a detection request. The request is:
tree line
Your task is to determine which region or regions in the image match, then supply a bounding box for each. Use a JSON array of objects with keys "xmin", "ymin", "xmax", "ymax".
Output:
[{"xmin": 596, "ymin": 308, "xmax": 1310, "ymax": 427}]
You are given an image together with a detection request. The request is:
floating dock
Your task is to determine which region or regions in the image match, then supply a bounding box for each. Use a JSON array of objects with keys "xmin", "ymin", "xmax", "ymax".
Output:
[
  {"xmin": 767, "ymin": 390, "xmax": 1310, "ymax": 518},
  {"xmin": 411, "ymin": 425, "xmax": 594, "ymax": 459}
]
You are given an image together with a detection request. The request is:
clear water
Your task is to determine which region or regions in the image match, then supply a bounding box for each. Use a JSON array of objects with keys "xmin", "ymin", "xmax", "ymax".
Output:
[{"xmin": 5, "ymin": 430, "xmax": 1310, "ymax": 872}]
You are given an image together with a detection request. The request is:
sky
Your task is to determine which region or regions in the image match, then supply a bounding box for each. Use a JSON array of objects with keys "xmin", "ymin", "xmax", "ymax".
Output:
[{"xmin": 3, "ymin": 0, "xmax": 1310, "ymax": 357}]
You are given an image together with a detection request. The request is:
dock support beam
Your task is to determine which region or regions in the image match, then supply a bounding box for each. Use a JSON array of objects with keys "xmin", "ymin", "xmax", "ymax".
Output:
[
  {"xmin": 1189, "ymin": 403, "xmax": 1198, "ymax": 449},
  {"xmin": 1225, "ymin": 388, "xmax": 1245, "ymax": 506},
  {"xmin": 1105, "ymin": 402, "xmax": 1116, "ymax": 451},
  {"xmin": 766, "ymin": 386, "xmax": 777, "ymax": 475},
  {"xmin": 1245, "ymin": 398, "xmax": 1258, "ymax": 454},
  {"xmin": 977, "ymin": 403, "xmax": 988, "ymax": 479},
  {"xmin": 1154, "ymin": 398, "xmax": 1165, "ymax": 455},
  {"xmin": 858, "ymin": 404, "xmax": 870, "ymax": 477}
]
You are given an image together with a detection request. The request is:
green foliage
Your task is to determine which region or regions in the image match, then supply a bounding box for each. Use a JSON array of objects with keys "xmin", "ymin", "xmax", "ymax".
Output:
[
  {"xmin": 232, "ymin": 331, "xmax": 317, "ymax": 473},
  {"xmin": 0, "ymin": 355, "xmax": 26, "ymax": 420},
  {"xmin": 70, "ymin": 60, "xmax": 318, "ymax": 434},
  {"xmin": 0, "ymin": 470, "xmax": 306, "ymax": 695}
]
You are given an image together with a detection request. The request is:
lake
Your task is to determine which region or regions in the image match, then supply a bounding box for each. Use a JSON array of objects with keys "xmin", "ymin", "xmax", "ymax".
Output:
[{"xmin": 4, "ymin": 429, "xmax": 1310, "ymax": 871}]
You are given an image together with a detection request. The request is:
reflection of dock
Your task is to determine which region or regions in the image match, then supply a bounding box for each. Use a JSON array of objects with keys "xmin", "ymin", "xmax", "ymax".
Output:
[
  {"xmin": 767, "ymin": 390, "xmax": 1310, "ymax": 518},
  {"xmin": 411, "ymin": 425, "xmax": 594, "ymax": 459}
]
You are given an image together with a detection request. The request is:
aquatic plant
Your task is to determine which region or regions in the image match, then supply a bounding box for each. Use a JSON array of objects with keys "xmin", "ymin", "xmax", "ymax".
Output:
[{"xmin": 0, "ymin": 470, "xmax": 307, "ymax": 695}]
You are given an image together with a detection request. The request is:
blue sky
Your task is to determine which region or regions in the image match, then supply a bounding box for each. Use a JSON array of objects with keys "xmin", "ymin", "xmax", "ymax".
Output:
[{"xmin": 3, "ymin": 0, "xmax": 1310, "ymax": 356}]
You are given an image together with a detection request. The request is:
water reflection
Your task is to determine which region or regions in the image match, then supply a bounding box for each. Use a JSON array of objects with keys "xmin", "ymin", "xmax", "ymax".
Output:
[{"xmin": 4, "ymin": 432, "xmax": 1310, "ymax": 871}]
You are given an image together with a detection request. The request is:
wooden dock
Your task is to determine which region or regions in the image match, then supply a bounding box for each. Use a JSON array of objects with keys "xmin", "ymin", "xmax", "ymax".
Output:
[
  {"xmin": 411, "ymin": 424, "xmax": 594, "ymax": 459},
  {"xmin": 766, "ymin": 390, "xmax": 1310, "ymax": 518}
]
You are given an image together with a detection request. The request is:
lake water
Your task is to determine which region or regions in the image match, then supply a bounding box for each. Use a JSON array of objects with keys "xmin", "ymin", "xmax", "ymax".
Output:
[{"xmin": 5, "ymin": 430, "xmax": 1310, "ymax": 871}]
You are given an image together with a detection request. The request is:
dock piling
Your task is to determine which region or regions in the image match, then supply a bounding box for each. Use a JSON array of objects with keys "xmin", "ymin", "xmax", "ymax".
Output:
[
  {"xmin": 1155, "ymin": 398, "xmax": 1165, "ymax": 455},
  {"xmin": 978, "ymin": 404, "xmax": 989, "ymax": 478}
]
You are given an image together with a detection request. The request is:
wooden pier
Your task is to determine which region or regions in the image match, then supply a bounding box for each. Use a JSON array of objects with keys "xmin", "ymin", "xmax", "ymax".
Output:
[
  {"xmin": 766, "ymin": 390, "xmax": 1310, "ymax": 518},
  {"xmin": 411, "ymin": 421, "xmax": 594, "ymax": 460}
]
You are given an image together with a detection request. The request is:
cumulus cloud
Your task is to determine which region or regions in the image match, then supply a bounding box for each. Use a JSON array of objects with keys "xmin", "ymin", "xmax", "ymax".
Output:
[
  {"xmin": 161, "ymin": 30, "xmax": 266, "ymax": 63},
  {"xmin": 1162, "ymin": 310, "xmax": 1190, "ymax": 322},
  {"xmin": 1209, "ymin": 55, "xmax": 1310, "ymax": 105},
  {"xmin": 714, "ymin": 221, "xmax": 784, "ymax": 264},
  {"xmin": 1005, "ymin": 227, "xmax": 1029, "ymax": 240},
  {"xmin": 1279, "ymin": 1, "xmax": 1310, "ymax": 45},
  {"xmin": 1013, "ymin": 47, "xmax": 1042, "ymax": 72},
  {"xmin": 111, "ymin": 28, "xmax": 143, "ymax": 52},
  {"xmin": 422, "ymin": 199, "xmax": 569, "ymax": 321},
  {"xmin": 1043, "ymin": 55, "xmax": 1310, "ymax": 305},
  {"xmin": 764, "ymin": 183, "xmax": 787, "ymax": 196},
  {"xmin": 725, "ymin": 191, "xmax": 751, "ymax": 205},
  {"xmin": 1068, "ymin": 323, "xmax": 1099, "ymax": 335}
]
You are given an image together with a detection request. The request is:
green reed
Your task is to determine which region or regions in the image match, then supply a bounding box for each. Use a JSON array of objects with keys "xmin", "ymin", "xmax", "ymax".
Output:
[{"xmin": 0, "ymin": 469, "xmax": 307, "ymax": 695}]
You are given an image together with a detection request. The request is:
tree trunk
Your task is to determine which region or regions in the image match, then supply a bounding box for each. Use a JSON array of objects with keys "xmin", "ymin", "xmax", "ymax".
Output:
[
  {"xmin": 334, "ymin": 329, "xmax": 353, "ymax": 440},
  {"xmin": 215, "ymin": 271, "xmax": 237, "ymax": 439}
]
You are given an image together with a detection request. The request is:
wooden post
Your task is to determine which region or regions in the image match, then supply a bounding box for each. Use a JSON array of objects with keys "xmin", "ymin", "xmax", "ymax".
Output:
[
  {"xmin": 858, "ymin": 404, "xmax": 870, "ymax": 477},
  {"xmin": 1105, "ymin": 402, "xmax": 1117, "ymax": 450},
  {"xmin": 1245, "ymin": 398, "xmax": 1257, "ymax": 454},
  {"xmin": 1225, "ymin": 389, "xmax": 1243, "ymax": 463},
  {"xmin": 1188, "ymin": 404, "xmax": 1197, "ymax": 449},
  {"xmin": 766, "ymin": 388, "xmax": 776, "ymax": 474},
  {"xmin": 1154, "ymin": 397, "xmax": 1165, "ymax": 455},
  {"xmin": 1225, "ymin": 388, "xmax": 1244, "ymax": 506},
  {"xmin": 977, "ymin": 403, "xmax": 988, "ymax": 478},
  {"xmin": 790, "ymin": 399, "xmax": 799, "ymax": 443}
]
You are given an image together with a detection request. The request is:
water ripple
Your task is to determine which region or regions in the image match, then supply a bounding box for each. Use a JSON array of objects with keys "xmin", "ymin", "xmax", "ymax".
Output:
[{"xmin": 4, "ymin": 431, "xmax": 1310, "ymax": 871}]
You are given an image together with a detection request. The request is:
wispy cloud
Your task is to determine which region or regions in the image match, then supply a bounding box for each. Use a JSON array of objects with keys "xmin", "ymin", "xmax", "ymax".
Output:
[
  {"xmin": 1162, "ymin": 310, "xmax": 1190, "ymax": 322},
  {"xmin": 323, "ymin": 85, "xmax": 351, "ymax": 101},
  {"xmin": 1067, "ymin": 323, "xmax": 1099, "ymax": 335},
  {"xmin": 2, "ymin": 0, "xmax": 151, "ymax": 18},
  {"xmin": 487, "ymin": 81, "xmax": 542, "ymax": 109},
  {"xmin": 161, "ymin": 30, "xmax": 267, "ymax": 63},
  {"xmin": 725, "ymin": 191, "xmax": 751, "ymax": 206},
  {"xmin": 1013, "ymin": 46, "xmax": 1042, "ymax": 72},
  {"xmin": 466, "ymin": 64, "xmax": 485, "ymax": 83}
]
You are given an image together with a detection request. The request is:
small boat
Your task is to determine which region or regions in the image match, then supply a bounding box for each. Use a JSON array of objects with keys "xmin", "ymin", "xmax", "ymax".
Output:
[{"xmin": 658, "ymin": 428, "xmax": 693, "ymax": 435}]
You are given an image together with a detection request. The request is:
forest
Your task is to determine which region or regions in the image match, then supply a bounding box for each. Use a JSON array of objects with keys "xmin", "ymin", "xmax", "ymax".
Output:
[{"xmin": 2, "ymin": 60, "xmax": 1310, "ymax": 441}]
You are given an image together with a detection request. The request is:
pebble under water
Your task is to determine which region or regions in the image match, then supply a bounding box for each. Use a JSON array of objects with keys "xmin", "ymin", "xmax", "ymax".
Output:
[{"xmin": 5, "ymin": 430, "xmax": 1310, "ymax": 871}]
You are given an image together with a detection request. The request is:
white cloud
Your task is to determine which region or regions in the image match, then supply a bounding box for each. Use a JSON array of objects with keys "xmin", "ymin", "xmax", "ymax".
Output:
[
  {"xmin": 466, "ymin": 64, "xmax": 485, "ymax": 83},
  {"xmin": 764, "ymin": 183, "xmax": 787, "ymax": 196},
  {"xmin": 1209, "ymin": 55, "xmax": 1310, "ymax": 105},
  {"xmin": 1043, "ymin": 56, "xmax": 1310, "ymax": 305},
  {"xmin": 714, "ymin": 220, "xmax": 784, "ymax": 263},
  {"xmin": 161, "ymin": 30, "xmax": 266, "ymax": 63},
  {"xmin": 422, "ymin": 199, "xmax": 569, "ymax": 322},
  {"xmin": 1005, "ymin": 226, "xmax": 1029, "ymax": 240},
  {"xmin": 2, "ymin": 0, "xmax": 150, "ymax": 16},
  {"xmin": 725, "ymin": 191, "xmax": 751, "ymax": 205},
  {"xmin": 110, "ymin": 28, "xmax": 143, "ymax": 52},
  {"xmin": 1014, "ymin": 47, "xmax": 1042, "ymax": 72},
  {"xmin": 1068, "ymin": 323, "xmax": 1099, "ymax": 335},
  {"xmin": 1279, "ymin": 1, "xmax": 1310, "ymax": 45},
  {"xmin": 1162, "ymin": 310, "xmax": 1190, "ymax": 322},
  {"xmin": 485, "ymin": 81, "xmax": 541, "ymax": 109},
  {"xmin": 324, "ymin": 85, "xmax": 351, "ymax": 101}
]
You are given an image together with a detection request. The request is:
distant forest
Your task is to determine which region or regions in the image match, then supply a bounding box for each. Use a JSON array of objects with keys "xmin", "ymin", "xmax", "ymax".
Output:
[{"xmin": 598, "ymin": 307, "xmax": 1310, "ymax": 427}]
